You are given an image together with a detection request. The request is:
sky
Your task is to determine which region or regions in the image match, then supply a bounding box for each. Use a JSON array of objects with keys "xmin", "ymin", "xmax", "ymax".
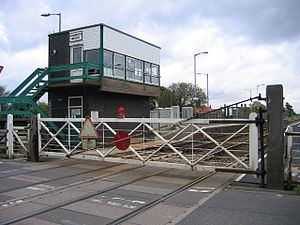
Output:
[{"xmin": 0, "ymin": 0, "xmax": 300, "ymax": 112}]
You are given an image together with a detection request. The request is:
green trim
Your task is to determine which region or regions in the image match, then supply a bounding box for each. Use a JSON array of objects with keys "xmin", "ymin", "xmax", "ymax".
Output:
[
  {"xmin": 100, "ymin": 25, "xmax": 104, "ymax": 77},
  {"xmin": 83, "ymin": 51, "xmax": 86, "ymax": 78},
  {"xmin": 9, "ymin": 68, "xmax": 45, "ymax": 96},
  {"xmin": 124, "ymin": 55, "xmax": 127, "ymax": 80},
  {"xmin": 19, "ymin": 69, "xmax": 49, "ymax": 97},
  {"xmin": 50, "ymin": 75, "xmax": 98, "ymax": 82},
  {"xmin": 31, "ymin": 82, "xmax": 48, "ymax": 99},
  {"xmin": 102, "ymin": 74, "xmax": 159, "ymax": 87},
  {"xmin": 143, "ymin": 61, "xmax": 145, "ymax": 84}
]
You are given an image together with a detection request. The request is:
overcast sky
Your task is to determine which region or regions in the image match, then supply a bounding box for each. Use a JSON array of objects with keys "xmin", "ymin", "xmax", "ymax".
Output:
[{"xmin": 1, "ymin": 0, "xmax": 300, "ymax": 112}]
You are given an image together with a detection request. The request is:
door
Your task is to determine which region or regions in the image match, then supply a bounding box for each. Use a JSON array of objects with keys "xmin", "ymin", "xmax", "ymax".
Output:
[
  {"xmin": 68, "ymin": 96, "xmax": 83, "ymax": 148},
  {"xmin": 70, "ymin": 45, "xmax": 83, "ymax": 83}
]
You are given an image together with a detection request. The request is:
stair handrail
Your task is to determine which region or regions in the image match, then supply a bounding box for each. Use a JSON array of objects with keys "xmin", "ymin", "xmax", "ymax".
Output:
[
  {"xmin": 9, "ymin": 68, "xmax": 46, "ymax": 97},
  {"xmin": 19, "ymin": 69, "xmax": 49, "ymax": 97}
]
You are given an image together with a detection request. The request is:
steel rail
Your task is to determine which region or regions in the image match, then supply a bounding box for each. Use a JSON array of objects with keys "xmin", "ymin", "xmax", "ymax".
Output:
[
  {"xmin": 0, "ymin": 168, "xmax": 173, "ymax": 225},
  {"xmin": 0, "ymin": 161, "xmax": 124, "ymax": 194},
  {"xmin": 107, "ymin": 170, "xmax": 216, "ymax": 225},
  {"xmin": 107, "ymin": 151, "xmax": 251, "ymax": 225},
  {"xmin": 0, "ymin": 163, "xmax": 142, "ymax": 208},
  {"xmin": 0, "ymin": 159, "xmax": 80, "ymax": 179}
]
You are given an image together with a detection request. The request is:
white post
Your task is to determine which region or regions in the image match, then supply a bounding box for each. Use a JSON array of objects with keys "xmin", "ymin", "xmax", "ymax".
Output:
[
  {"xmin": 6, "ymin": 114, "xmax": 14, "ymax": 158},
  {"xmin": 37, "ymin": 114, "xmax": 42, "ymax": 154},
  {"xmin": 249, "ymin": 112, "xmax": 258, "ymax": 171},
  {"xmin": 287, "ymin": 126, "xmax": 293, "ymax": 182}
]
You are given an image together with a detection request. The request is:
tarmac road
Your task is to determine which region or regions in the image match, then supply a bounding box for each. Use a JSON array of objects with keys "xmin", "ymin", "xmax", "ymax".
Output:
[{"xmin": 175, "ymin": 185, "xmax": 300, "ymax": 225}]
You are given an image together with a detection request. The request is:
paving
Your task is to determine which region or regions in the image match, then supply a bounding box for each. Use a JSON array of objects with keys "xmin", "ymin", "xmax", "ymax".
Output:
[{"xmin": 0, "ymin": 157, "xmax": 299, "ymax": 225}]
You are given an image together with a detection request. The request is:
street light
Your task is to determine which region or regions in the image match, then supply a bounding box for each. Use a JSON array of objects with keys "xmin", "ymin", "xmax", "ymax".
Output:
[
  {"xmin": 197, "ymin": 73, "xmax": 209, "ymax": 111},
  {"xmin": 41, "ymin": 13, "xmax": 62, "ymax": 32},
  {"xmin": 194, "ymin": 51, "xmax": 208, "ymax": 89},
  {"xmin": 194, "ymin": 51, "xmax": 208, "ymax": 115},
  {"xmin": 256, "ymin": 84, "xmax": 265, "ymax": 95},
  {"xmin": 244, "ymin": 89, "xmax": 252, "ymax": 99}
]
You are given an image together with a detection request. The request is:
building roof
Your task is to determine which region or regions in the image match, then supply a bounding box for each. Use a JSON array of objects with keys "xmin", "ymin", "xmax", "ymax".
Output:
[{"xmin": 48, "ymin": 23, "xmax": 161, "ymax": 49}]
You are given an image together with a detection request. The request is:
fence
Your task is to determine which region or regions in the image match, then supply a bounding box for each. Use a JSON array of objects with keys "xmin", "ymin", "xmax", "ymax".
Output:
[
  {"xmin": 37, "ymin": 113, "xmax": 259, "ymax": 172},
  {"xmin": 284, "ymin": 122, "xmax": 300, "ymax": 185},
  {"xmin": 0, "ymin": 114, "xmax": 29, "ymax": 158}
]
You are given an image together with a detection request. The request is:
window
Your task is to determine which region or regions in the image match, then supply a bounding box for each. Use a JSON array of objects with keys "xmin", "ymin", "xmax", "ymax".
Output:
[
  {"xmin": 85, "ymin": 49, "xmax": 99, "ymax": 74},
  {"xmin": 103, "ymin": 50, "xmax": 113, "ymax": 75},
  {"xmin": 72, "ymin": 46, "xmax": 82, "ymax": 64},
  {"xmin": 102, "ymin": 49, "xmax": 160, "ymax": 85},
  {"xmin": 68, "ymin": 96, "xmax": 83, "ymax": 118},
  {"xmin": 114, "ymin": 53, "xmax": 125, "ymax": 77},
  {"xmin": 126, "ymin": 57, "xmax": 135, "ymax": 80},
  {"xmin": 85, "ymin": 49, "xmax": 99, "ymax": 65},
  {"xmin": 152, "ymin": 64, "xmax": 159, "ymax": 85},
  {"xmin": 126, "ymin": 57, "xmax": 143, "ymax": 82},
  {"xmin": 135, "ymin": 59, "xmax": 143, "ymax": 81},
  {"xmin": 144, "ymin": 62, "xmax": 151, "ymax": 83}
]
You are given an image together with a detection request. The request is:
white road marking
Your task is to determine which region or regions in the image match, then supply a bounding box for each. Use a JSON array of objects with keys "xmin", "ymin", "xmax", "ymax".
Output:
[
  {"xmin": 26, "ymin": 187, "xmax": 46, "ymax": 191},
  {"xmin": 112, "ymin": 197, "xmax": 125, "ymax": 201},
  {"xmin": 131, "ymin": 200, "xmax": 145, "ymax": 204},
  {"xmin": 91, "ymin": 196, "xmax": 145, "ymax": 209}
]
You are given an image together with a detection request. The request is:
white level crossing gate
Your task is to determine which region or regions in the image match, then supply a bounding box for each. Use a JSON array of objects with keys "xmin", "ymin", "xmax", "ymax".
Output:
[{"xmin": 37, "ymin": 113, "xmax": 259, "ymax": 172}]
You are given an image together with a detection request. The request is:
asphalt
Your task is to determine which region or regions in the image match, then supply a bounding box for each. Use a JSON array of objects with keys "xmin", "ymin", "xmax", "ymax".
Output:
[
  {"xmin": 0, "ymin": 157, "xmax": 300, "ymax": 225},
  {"xmin": 176, "ymin": 183, "xmax": 300, "ymax": 225}
]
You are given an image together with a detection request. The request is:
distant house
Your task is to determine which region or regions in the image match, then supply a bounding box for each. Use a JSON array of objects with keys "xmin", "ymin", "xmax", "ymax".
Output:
[
  {"xmin": 195, "ymin": 105, "xmax": 223, "ymax": 118},
  {"xmin": 196, "ymin": 105, "xmax": 212, "ymax": 114},
  {"xmin": 47, "ymin": 23, "xmax": 161, "ymax": 118}
]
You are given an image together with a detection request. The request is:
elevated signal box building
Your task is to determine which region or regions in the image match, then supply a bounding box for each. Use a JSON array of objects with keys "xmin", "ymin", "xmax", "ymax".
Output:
[{"xmin": 48, "ymin": 23, "xmax": 161, "ymax": 118}]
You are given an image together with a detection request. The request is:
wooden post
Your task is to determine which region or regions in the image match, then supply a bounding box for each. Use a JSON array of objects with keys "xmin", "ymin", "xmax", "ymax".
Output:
[
  {"xmin": 29, "ymin": 115, "xmax": 39, "ymax": 162},
  {"xmin": 266, "ymin": 84, "xmax": 284, "ymax": 189}
]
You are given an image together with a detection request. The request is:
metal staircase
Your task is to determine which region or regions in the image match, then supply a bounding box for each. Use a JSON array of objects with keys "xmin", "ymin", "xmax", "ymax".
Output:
[{"xmin": 0, "ymin": 68, "xmax": 49, "ymax": 117}]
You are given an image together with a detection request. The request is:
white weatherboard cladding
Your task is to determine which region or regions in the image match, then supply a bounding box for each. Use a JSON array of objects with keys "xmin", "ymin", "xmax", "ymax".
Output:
[
  {"xmin": 103, "ymin": 27, "xmax": 160, "ymax": 65},
  {"xmin": 69, "ymin": 26, "xmax": 100, "ymax": 50}
]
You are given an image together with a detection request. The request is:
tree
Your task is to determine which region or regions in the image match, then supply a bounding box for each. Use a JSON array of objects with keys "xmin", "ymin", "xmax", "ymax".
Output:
[
  {"xmin": 169, "ymin": 82, "xmax": 206, "ymax": 109},
  {"xmin": 285, "ymin": 102, "xmax": 296, "ymax": 117},
  {"xmin": 250, "ymin": 101, "xmax": 267, "ymax": 113},
  {"xmin": 0, "ymin": 85, "xmax": 9, "ymax": 96},
  {"xmin": 149, "ymin": 97, "xmax": 157, "ymax": 110},
  {"xmin": 32, "ymin": 102, "xmax": 48, "ymax": 115},
  {"xmin": 157, "ymin": 86, "xmax": 172, "ymax": 108}
]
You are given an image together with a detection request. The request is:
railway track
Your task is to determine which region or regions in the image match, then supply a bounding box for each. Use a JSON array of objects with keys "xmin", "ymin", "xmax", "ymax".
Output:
[
  {"xmin": 0, "ymin": 158, "xmax": 81, "ymax": 179},
  {"xmin": 0, "ymin": 161, "xmax": 124, "ymax": 194},
  {"xmin": 0, "ymin": 158, "xmax": 239, "ymax": 225}
]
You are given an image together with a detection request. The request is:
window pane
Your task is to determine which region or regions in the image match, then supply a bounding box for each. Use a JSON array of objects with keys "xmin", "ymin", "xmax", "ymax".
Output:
[
  {"xmin": 134, "ymin": 60, "xmax": 143, "ymax": 81},
  {"xmin": 114, "ymin": 53, "xmax": 125, "ymax": 77},
  {"xmin": 126, "ymin": 57, "xmax": 134, "ymax": 69},
  {"xmin": 126, "ymin": 57, "xmax": 135, "ymax": 79},
  {"xmin": 104, "ymin": 50, "xmax": 113, "ymax": 75},
  {"xmin": 144, "ymin": 62, "xmax": 151, "ymax": 83},
  {"xmin": 152, "ymin": 64, "xmax": 159, "ymax": 85},
  {"xmin": 73, "ymin": 47, "xmax": 82, "ymax": 64},
  {"xmin": 85, "ymin": 49, "xmax": 99, "ymax": 65},
  {"xmin": 104, "ymin": 50, "xmax": 113, "ymax": 65},
  {"xmin": 69, "ymin": 97, "xmax": 82, "ymax": 107}
]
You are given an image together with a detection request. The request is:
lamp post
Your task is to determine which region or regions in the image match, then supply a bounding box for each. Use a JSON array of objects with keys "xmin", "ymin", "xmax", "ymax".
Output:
[
  {"xmin": 194, "ymin": 51, "xmax": 208, "ymax": 89},
  {"xmin": 41, "ymin": 13, "xmax": 62, "ymax": 32},
  {"xmin": 256, "ymin": 84, "xmax": 265, "ymax": 95},
  {"xmin": 197, "ymin": 73, "xmax": 209, "ymax": 111},
  {"xmin": 194, "ymin": 51, "xmax": 208, "ymax": 115},
  {"xmin": 244, "ymin": 89, "xmax": 252, "ymax": 99}
]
